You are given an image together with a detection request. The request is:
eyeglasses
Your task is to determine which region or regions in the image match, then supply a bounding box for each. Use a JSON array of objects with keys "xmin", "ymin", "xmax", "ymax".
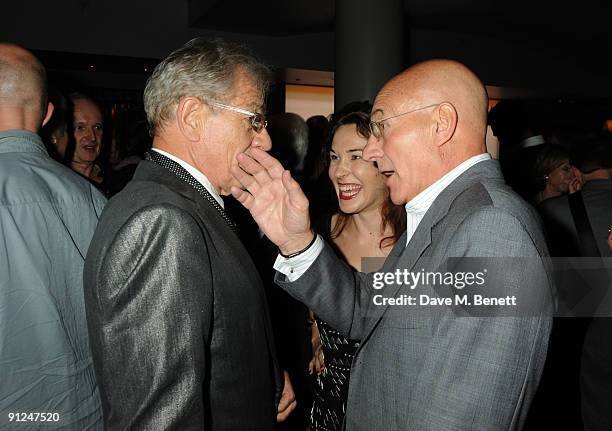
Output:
[
  {"xmin": 369, "ymin": 103, "xmax": 441, "ymax": 139},
  {"xmin": 210, "ymin": 101, "xmax": 267, "ymax": 133}
]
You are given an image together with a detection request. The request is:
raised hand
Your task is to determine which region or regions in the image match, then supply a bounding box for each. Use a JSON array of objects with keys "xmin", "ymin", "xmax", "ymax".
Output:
[
  {"xmin": 569, "ymin": 174, "xmax": 582, "ymax": 194},
  {"xmin": 231, "ymin": 148, "xmax": 314, "ymax": 254}
]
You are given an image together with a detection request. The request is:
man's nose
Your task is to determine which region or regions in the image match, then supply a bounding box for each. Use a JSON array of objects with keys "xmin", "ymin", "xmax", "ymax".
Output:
[
  {"xmin": 84, "ymin": 126, "xmax": 97, "ymax": 142},
  {"xmin": 253, "ymin": 127, "xmax": 272, "ymax": 151},
  {"xmin": 363, "ymin": 135, "xmax": 383, "ymax": 162},
  {"xmin": 92, "ymin": 127, "xmax": 102, "ymax": 143}
]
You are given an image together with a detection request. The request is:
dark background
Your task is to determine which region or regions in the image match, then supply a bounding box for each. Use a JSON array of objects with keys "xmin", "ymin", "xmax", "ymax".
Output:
[{"xmin": 4, "ymin": 0, "xmax": 612, "ymax": 135}]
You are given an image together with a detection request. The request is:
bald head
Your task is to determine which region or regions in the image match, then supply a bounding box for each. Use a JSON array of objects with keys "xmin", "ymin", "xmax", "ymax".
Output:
[
  {"xmin": 0, "ymin": 43, "xmax": 48, "ymax": 129},
  {"xmin": 365, "ymin": 59, "xmax": 490, "ymax": 204},
  {"xmin": 380, "ymin": 59, "xmax": 488, "ymax": 148}
]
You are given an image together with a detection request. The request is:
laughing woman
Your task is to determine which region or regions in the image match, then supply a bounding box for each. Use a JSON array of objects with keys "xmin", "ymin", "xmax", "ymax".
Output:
[{"xmin": 308, "ymin": 101, "xmax": 405, "ymax": 431}]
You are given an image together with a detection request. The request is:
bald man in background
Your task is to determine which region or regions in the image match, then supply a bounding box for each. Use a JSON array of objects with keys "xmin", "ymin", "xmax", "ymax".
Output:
[
  {"xmin": 231, "ymin": 59, "xmax": 554, "ymax": 430},
  {"xmin": 0, "ymin": 44, "xmax": 105, "ymax": 429}
]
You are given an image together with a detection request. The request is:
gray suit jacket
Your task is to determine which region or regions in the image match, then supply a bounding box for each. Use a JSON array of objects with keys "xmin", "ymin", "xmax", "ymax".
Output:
[
  {"xmin": 277, "ymin": 159, "xmax": 554, "ymax": 430},
  {"xmin": 84, "ymin": 160, "xmax": 282, "ymax": 430}
]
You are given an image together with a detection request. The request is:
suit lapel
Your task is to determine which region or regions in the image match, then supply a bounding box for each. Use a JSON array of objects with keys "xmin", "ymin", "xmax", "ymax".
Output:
[
  {"xmin": 360, "ymin": 210, "xmax": 435, "ymax": 342},
  {"xmin": 133, "ymin": 160, "xmax": 284, "ymax": 405},
  {"xmin": 145, "ymin": 150, "xmax": 238, "ymax": 232},
  {"xmin": 382, "ymin": 230, "xmax": 407, "ymax": 269},
  {"xmin": 189, "ymin": 191, "xmax": 285, "ymax": 405},
  {"xmin": 358, "ymin": 159, "xmax": 502, "ymax": 344}
]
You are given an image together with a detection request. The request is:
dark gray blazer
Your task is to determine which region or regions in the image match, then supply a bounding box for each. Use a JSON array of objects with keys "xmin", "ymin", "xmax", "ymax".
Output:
[
  {"xmin": 277, "ymin": 159, "xmax": 554, "ymax": 430},
  {"xmin": 539, "ymin": 179, "xmax": 612, "ymax": 257},
  {"xmin": 539, "ymin": 179, "xmax": 612, "ymax": 430},
  {"xmin": 84, "ymin": 160, "xmax": 282, "ymax": 430}
]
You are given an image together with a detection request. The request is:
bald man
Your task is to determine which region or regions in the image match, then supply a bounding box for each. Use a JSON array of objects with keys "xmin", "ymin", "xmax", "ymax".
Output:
[
  {"xmin": 0, "ymin": 44, "xmax": 105, "ymax": 429},
  {"xmin": 231, "ymin": 59, "xmax": 554, "ymax": 430}
]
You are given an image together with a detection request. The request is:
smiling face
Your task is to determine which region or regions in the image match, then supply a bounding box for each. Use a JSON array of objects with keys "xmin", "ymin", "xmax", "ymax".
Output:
[
  {"xmin": 328, "ymin": 124, "xmax": 388, "ymax": 214},
  {"xmin": 72, "ymin": 97, "xmax": 103, "ymax": 164}
]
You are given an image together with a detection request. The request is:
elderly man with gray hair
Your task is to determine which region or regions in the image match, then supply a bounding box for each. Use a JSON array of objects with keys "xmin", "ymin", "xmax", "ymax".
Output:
[{"xmin": 83, "ymin": 37, "xmax": 293, "ymax": 430}]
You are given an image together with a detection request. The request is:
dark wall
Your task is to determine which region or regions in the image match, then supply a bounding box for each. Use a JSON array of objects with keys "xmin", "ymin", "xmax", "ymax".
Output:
[{"xmin": 3, "ymin": 1, "xmax": 611, "ymax": 98}]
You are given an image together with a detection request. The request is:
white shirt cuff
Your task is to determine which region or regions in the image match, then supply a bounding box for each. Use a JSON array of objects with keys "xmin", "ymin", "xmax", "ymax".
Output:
[{"xmin": 273, "ymin": 235, "xmax": 324, "ymax": 282}]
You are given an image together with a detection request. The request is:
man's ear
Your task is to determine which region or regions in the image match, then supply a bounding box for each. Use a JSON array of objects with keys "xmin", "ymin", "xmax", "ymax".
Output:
[
  {"xmin": 176, "ymin": 97, "xmax": 204, "ymax": 142},
  {"xmin": 433, "ymin": 102, "xmax": 457, "ymax": 147},
  {"xmin": 42, "ymin": 102, "xmax": 54, "ymax": 127}
]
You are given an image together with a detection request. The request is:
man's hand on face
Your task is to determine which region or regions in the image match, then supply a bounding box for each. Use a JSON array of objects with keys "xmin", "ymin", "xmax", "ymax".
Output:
[
  {"xmin": 569, "ymin": 175, "xmax": 582, "ymax": 194},
  {"xmin": 231, "ymin": 148, "xmax": 314, "ymax": 254}
]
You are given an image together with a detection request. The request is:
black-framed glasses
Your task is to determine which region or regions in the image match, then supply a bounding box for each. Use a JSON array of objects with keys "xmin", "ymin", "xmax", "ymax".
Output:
[
  {"xmin": 369, "ymin": 103, "xmax": 441, "ymax": 139},
  {"xmin": 210, "ymin": 101, "xmax": 267, "ymax": 133}
]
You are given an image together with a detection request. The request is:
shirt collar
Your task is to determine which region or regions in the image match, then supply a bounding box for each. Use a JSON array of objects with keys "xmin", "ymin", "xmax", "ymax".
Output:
[
  {"xmin": 0, "ymin": 129, "xmax": 47, "ymax": 154},
  {"xmin": 152, "ymin": 148, "xmax": 224, "ymax": 209},
  {"xmin": 403, "ymin": 153, "xmax": 491, "ymax": 245},
  {"xmin": 405, "ymin": 153, "xmax": 491, "ymax": 214}
]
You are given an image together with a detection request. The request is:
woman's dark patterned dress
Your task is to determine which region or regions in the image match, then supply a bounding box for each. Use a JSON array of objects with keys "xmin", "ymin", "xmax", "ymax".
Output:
[{"xmin": 310, "ymin": 317, "xmax": 360, "ymax": 431}]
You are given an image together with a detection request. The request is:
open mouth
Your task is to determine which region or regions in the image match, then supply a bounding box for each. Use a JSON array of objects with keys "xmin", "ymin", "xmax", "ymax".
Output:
[
  {"xmin": 82, "ymin": 143, "xmax": 98, "ymax": 153},
  {"xmin": 380, "ymin": 170, "xmax": 394, "ymax": 178},
  {"xmin": 338, "ymin": 183, "xmax": 362, "ymax": 200}
]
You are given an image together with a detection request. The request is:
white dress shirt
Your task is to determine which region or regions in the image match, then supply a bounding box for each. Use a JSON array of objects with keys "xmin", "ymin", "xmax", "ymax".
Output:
[
  {"xmin": 403, "ymin": 152, "xmax": 491, "ymax": 245},
  {"xmin": 274, "ymin": 153, "xmax": 491, "ymax": 281},
  {"xmin": 152, "ymin": 148, "xmax": 224, "ymax": 208}
]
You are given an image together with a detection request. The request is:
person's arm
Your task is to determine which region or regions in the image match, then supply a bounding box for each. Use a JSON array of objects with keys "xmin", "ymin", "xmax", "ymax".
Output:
[
  {"xmin": 274, "ymin": 235, "xmax": 324, "ymax": 282},
  {"xmin": 275, "ymin": 242, "xmax": 374, "ymax": 340},
  {"xmin": 231, "ymin": 149, "xmax": 373, "ymax": 340},
  {"xmin": 92, "ymin": 205, "xmax": 211, "ymax": 430},
  {"xmin": 231, "ymin": 148, "xmax": 314, "ymax": 255},
  {"xmin": 409, "ymin": 207, "xmax": 553, "ymax": 430},
  {"xmin": 276, "ymin": 371, "xmax": 297, "ymax": 422},
  {"xmin": 308, "ymin": 310, "xmax": 325, "ymax": 375}
]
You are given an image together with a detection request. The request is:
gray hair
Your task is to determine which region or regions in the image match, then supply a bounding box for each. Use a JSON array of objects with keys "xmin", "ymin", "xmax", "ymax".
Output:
[{"xmin": 143, "ymin": 37, "xmax": 271, "ymax": 135}]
